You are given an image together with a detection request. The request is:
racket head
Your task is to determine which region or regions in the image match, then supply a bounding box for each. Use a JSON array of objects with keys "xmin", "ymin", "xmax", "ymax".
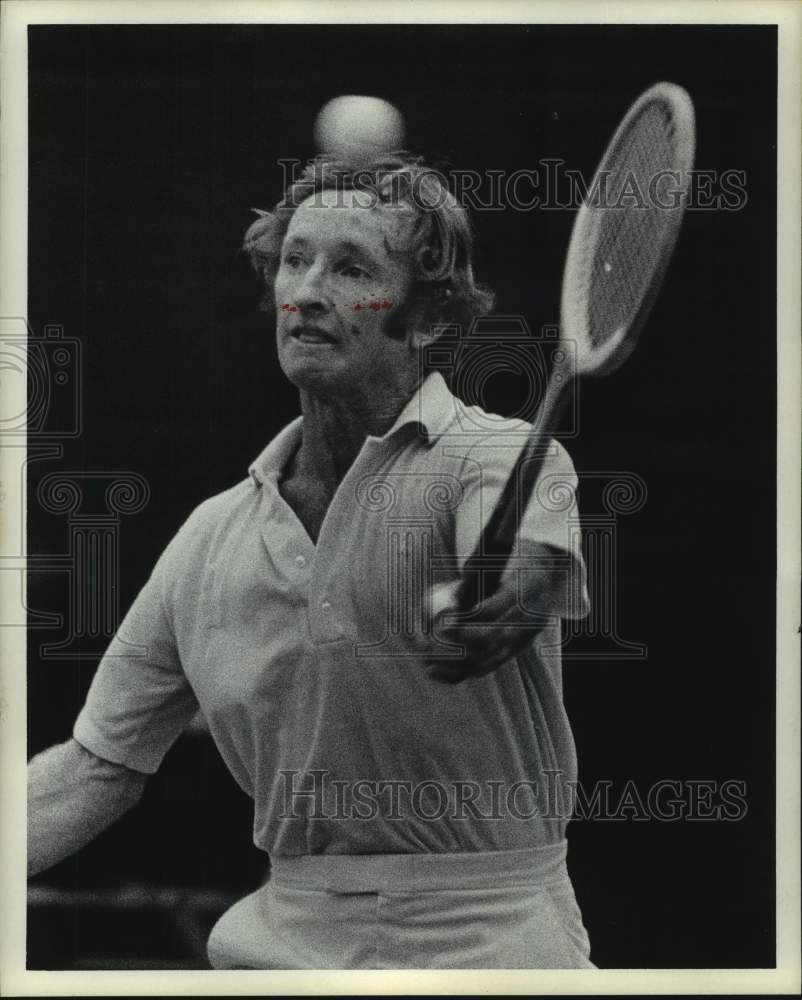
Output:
[{"xmin": 560, "ymin": 82, "xmax": 696, "ymax": 377}]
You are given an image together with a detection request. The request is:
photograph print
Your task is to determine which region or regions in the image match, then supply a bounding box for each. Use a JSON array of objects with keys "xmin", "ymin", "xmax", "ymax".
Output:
[{"xmin": 5, "ymin": 4, "xmax": 795, "ymax": 985}]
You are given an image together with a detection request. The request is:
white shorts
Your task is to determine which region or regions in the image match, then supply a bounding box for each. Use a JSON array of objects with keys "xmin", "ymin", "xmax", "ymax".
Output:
[{"xmin": 207, "ymin": 842, "xmax": 595, "ymax": 969}]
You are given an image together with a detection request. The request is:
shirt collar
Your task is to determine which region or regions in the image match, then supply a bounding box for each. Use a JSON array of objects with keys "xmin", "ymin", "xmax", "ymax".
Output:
[
  {"xmin": 376, "ymin": 370, "xmax": 456, "ymax": 446},
  {"xmin": 248, "ymin": 416, "xmax": 303, "ymax": 487},
  {"xmin": 247, "ymin": 372, "xmax": 456, "ymax": 487}
]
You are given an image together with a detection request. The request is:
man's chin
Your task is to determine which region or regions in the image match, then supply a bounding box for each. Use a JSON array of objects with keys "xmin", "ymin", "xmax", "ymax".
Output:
[{"xmin": 280, "ymin": 359, "xmax": 353, "ymax": 397}]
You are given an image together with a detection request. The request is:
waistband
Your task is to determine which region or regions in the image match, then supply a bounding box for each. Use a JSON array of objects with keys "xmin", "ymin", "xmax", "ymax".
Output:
[{"xmin": 270, "ymin": 842, "xmax": 568, "ymax": 893}]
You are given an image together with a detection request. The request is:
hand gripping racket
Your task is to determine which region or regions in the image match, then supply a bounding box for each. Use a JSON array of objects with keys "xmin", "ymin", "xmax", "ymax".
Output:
[{"xmin": 456, "ymin": 82, "xmax": 696, "ymax": 611}]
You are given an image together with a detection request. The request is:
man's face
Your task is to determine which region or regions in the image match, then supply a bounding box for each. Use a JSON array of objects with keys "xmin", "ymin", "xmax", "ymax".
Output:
[{"xmin": 274, "ymin": 188, "xmax": 417, "ymax": 396}]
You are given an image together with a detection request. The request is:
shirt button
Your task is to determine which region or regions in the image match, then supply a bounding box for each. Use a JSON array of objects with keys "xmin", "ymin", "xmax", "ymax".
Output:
[
  {"xmin": 320, "ymin": 600, "xmax": 332, "ymax": 612},
  {"xmin": 295, "ymin": 555, "xmax": 307, "ymax": 568}
]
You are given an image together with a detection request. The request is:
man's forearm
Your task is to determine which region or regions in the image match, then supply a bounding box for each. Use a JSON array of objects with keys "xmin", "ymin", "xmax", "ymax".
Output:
[{"xmin": 27, "ymin": 738, "xmax": 148, "ymax": 877}]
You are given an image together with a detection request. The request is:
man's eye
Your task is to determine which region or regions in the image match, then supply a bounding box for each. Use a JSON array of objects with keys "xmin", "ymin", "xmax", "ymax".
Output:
[
  {"xmin": 341, "ymin": 264, "xmax": 369, "ymax": 279},
  {"xmin": 283, "ymin": 253, "xmax": 304, "ymax": 268}
]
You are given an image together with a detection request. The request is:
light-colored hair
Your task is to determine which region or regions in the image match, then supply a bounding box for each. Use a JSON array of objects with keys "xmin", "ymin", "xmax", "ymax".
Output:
[{"xmin": 242, "ymin": 154, "xmax": 494, "ymax": 338}]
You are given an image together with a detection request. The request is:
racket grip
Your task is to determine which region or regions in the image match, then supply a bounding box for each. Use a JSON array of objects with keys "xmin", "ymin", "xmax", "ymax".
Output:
[
  {"xmin": 454, "ymin": 572, "xmax": 479, "ymax": 612},
  {"xmin": 455, "ymin": 557, "xmax": 504, "ymax": 611},
  {"xmin": 454, "ymin": 455, "xmax": 545, "ymax": 612},
  {"xmin": 454, "ymin": 375, "xmax": 571, "ymax": 612},
  {"xmin": 454, "ymin": 466, "xmax": 522, "ymax": 609}
]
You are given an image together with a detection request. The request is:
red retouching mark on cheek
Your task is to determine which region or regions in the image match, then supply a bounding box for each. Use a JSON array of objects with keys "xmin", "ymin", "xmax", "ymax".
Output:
[
  {"xmin": 354, "ymin": 297, "xmax": 393, "ymax": 312},
  {"xmin": 280, "ymin": 304, "xmax": 298, "ymax": 312}
]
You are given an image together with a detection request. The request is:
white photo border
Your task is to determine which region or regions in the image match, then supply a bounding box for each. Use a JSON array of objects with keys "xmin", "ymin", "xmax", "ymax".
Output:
[{"xmin": 1, "ymin": 1, "xmax": 799, "ymax": 995}]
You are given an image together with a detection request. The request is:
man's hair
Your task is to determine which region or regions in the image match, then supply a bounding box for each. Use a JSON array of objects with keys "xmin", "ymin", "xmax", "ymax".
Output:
[{"xmin": 242, "ymin": 154, "xmax": 495, "ymax": 339}]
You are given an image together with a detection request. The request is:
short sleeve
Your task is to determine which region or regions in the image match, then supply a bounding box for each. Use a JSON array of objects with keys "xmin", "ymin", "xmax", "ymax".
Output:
[
  {"xmin": 73, "ymin": 525, "xmax": 200, "ymax": 775},
  {"xmin": 454, "ymin": 436, "xmax": 590, "ymax": 620}
]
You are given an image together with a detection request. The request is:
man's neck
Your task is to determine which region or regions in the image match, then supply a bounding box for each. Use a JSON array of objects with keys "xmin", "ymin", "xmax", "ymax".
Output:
[{"xmin": 293, "ymin": 372, "xmax": 421, "ymax": 490}]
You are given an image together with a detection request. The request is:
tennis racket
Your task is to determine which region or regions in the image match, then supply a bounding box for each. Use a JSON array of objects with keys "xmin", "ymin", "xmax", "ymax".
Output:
[{"xmin": 456, "ymin": 81, "xmax": 696, "ymax": 610}]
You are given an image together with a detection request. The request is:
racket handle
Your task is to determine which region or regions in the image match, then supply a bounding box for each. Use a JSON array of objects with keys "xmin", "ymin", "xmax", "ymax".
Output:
[{"xmin": 455, "ymin": 373, "xmax": 571, "ymax": 611}]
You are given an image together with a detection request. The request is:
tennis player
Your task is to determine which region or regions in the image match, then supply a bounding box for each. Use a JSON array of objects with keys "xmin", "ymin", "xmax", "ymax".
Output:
[{"xmin": 28, "ymin": 155, "xmax": 595, "ymax": 969}]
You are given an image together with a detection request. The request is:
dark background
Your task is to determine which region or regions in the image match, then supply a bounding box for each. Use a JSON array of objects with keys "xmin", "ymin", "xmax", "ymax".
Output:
[{"xmin": 26, "ymin": 24, "xmax": 776, "ymax": 969}]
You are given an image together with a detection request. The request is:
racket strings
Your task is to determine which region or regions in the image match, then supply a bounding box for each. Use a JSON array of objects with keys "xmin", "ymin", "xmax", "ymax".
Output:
[
  {"xmin": 586, "ymin": 100, "xmax": 683, "ymax": 346},
  {"xmin": 602, "ymin": 114, "xmax": 660, "ymax": 248}
]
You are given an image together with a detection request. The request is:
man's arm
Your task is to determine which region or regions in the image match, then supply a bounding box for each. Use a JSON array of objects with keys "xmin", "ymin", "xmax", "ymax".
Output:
[{"xmin": 27, "ymin": 738, "xmax": 148, "ymax": 877}]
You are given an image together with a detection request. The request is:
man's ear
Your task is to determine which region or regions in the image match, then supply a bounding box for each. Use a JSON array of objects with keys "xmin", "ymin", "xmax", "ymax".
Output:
[
  {"xmin": 409, "ymin": 285, "xmax": 456, "ymax": 350},
  {"xmin": 406, "ymin": 299, "xmax": 446, "ymax": 351},
  {"xmin": 399, "ymin": 298, "xmax": 429, "ymax": 350},
  {"xmin": 410, "ymin": 325, "xmax": 434, "ymax": 350}
]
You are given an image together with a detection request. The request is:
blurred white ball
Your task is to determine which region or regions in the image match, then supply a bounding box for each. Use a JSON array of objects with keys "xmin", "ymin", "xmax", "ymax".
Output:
[{"xmin": 313, "ymin": 95, "xmax": 405, "ymax": 159}]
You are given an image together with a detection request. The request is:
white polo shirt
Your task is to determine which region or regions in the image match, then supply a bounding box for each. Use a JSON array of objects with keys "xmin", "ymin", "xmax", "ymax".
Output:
[{"xmin": 74, "ymin": 373, "xmax": 589, "ymax": 857}]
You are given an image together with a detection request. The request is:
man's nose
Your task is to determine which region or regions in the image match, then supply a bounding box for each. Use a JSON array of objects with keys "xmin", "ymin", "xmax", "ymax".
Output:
[{"xmin": 294, "ymin": 261, "xmax": 331, "ymax": 310}]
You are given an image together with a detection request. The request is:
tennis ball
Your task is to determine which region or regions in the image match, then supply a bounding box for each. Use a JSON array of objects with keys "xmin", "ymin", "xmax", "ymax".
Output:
[{"xmin": 313, "ymin": 95, "xmax": 405, "ymax": 160}]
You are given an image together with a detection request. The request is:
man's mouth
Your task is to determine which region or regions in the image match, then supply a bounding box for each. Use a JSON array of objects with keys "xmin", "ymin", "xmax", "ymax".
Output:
[{"xmin": 290, "ymin": 326, "xmax": 337, "ymax": 345}]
